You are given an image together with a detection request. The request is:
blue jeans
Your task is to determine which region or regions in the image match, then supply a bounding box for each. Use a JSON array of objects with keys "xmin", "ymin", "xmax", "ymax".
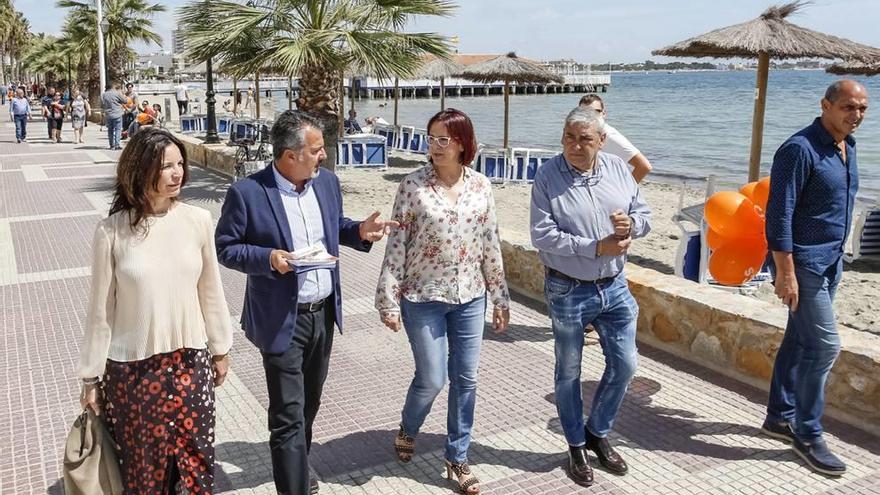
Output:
[
  {"xmin": 13, "ymin": 114, "xmax": 27, "ymax": 141},
  {"xmin": 399, "ymin": 295, "xmax": 486, "ymax": 463},
  {"xmin": 545, "ymin": 271, "xmax": 639, "ymax": 445},
  {"xmin": 767, "ymin": 258, "xmax": 843, "ymax": 440},
  {"xmin": 106, "ymin": 116, "xmax": 122, "ymax": 148}
]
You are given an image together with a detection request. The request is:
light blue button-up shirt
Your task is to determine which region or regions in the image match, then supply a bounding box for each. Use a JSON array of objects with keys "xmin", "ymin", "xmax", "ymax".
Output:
[
  {"xmin": 9, "ymin": 97, "xmax": 30, "ymax": 116},
  {"xmin": 273, "ymin": 165, "xmax": 332, "ymax": 303},
  {"xmin": 530, "ymin": 152, "xmax": 651, "ymax": 280}
]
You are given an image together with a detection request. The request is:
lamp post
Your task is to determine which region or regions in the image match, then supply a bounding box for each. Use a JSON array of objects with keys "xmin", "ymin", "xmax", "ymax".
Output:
[
  {"xmin": 100, "ymin": 19, "xmax": 110, "ymax": 86},
  {"xmin": 96, "ymin": 1, "xmax": 107, "ymax": 94},
  {"xmin": 204, "ymin": 57, "xmax": 220, "ymax": 144}
]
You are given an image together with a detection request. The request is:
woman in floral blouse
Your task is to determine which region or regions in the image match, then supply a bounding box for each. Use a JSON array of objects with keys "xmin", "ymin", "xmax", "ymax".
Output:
[{"xmin": 375, "ymin": 108, "xmax": 510, "ymax": 494}]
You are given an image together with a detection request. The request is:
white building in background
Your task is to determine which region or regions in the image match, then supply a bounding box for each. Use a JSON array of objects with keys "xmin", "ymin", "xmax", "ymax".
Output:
[
  {"xmin": 171, "ymin": 30, "xmax": 187, "ymax": 58},
  {"xmin": 135, "ymin": 53, "xmax": 173, "ymax": 79}
]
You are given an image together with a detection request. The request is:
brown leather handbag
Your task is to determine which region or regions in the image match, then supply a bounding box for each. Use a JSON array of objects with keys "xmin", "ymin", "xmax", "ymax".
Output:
[{"xmin": 62, "ymin": 409, "xmax": 123, "ymax": 495}]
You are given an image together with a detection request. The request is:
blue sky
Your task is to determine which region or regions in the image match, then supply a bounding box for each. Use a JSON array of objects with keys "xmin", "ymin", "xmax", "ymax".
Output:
[{"xmin": 17, "ymin": 0, "xmax": 880, "ymax": 63}]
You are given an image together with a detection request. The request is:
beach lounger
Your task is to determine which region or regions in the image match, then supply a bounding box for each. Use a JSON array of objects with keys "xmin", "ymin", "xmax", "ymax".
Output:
[
  {"xmin": 509, "ymin": 148, "xmax": 557, "ymax": 182},
  {"xmin": 475, "ymin": 148, "xmax": 508, "ymax": 183},
  {"xmin": 845, "ymin": 207, "xmax": 880, "ymax": 262},
  {"xmin": 336, "ymin": 134, "xmax": 387, "ymax": 169}
]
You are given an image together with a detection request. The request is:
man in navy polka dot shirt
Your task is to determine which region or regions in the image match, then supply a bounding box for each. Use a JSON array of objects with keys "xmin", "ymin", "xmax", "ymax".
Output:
[{"xmin": 761, "ymin": 80, "xmax": 868, "ymax": 477}]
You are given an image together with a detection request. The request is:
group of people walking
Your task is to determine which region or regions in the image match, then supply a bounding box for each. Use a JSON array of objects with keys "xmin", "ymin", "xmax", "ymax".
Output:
[
  {"xmin": 5, "ymin": 83, "xmax": 92, "ymax": 144},
  {"xmin": 75, "ymin": 79, "xmax": 867, "ymax": 494}
]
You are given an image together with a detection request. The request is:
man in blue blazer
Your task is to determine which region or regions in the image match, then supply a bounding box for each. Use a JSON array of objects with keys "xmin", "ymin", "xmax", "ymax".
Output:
[{"xmin": 216, "ymin": 111, "xmax": 396, "ymax": 495}]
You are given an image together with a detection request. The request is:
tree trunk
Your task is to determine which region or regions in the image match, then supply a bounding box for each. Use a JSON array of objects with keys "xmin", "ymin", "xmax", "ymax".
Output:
[
  {"xmin": 87, "ymin": 53, "xmax": 101, "ymax": 109},
  {"xmin": 297, "ymin": 63, "xmax": 341, "ymax": 172}
]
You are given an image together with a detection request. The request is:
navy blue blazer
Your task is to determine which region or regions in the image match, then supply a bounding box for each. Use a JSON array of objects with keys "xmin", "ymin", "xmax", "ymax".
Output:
[{"xmin": 215, "ymin": 165, "xmax": 371, "ymax": 354}]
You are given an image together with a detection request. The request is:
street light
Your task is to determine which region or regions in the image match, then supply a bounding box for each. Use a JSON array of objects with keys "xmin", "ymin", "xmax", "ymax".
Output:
[
  {"xmin": 96, "ymin": 0, "xmax": 107, "ymax": 93},
  {"xmin": 204, "ymin": 57, "xmax": 220, "ymax": 144},
  {"xmin": 100, "ymin": 20, "xmax": 110, "ymax": 85}
]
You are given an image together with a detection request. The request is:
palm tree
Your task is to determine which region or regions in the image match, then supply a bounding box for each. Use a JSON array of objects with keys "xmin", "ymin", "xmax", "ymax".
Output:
[
  {"xmin": 21, "ymin": 34, "xmax": 68, "ymax": 85},
  {"xmin": 179, "ymin": 0, "xmax": 456, "ymax": 169},
  {"xmin": 57, "ymin": 0, "xmax": 166, "ymax": 102},
  {"xmin": 3, "ymin": 11, "xmax": 31, "ymax": 83}
]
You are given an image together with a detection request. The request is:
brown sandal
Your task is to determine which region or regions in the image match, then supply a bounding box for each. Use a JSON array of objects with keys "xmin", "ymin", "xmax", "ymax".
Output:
[
  {"xmin": 393, "ymin": 426, "xmax": 415, "ymax": 462},
  {"xmin": 445, "ymin": 460, "xmax": 480, "ymax": 494}
]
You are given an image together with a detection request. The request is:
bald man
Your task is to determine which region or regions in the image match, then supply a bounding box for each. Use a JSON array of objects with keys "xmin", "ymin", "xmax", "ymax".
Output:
[{"xmin": 761, "ymin": 80, "xmax": 868, "ymax": 476}]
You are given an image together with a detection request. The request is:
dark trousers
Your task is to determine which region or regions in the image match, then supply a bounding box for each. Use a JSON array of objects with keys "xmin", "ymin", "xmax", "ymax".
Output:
[
  {"xmin": 262, "ymin": 300, "xmax": 335, "ymax": 495},
  {"xmin": 177, "ymin": 100, "xmax": 188, "ymax": 115}
]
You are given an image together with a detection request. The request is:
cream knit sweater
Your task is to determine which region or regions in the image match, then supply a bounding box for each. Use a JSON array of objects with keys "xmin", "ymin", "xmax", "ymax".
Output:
[{"xmin": 77, "ymin": 202, "xmax": 233, "ymax": 378}]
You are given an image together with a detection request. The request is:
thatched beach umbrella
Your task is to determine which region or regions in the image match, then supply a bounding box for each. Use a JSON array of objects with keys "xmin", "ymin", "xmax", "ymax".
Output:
[
  {"xmin": 459, "ymin": 52, "xmax": 563, "ymax": 148},
  {"xmin": 827, "ymin": 59, "xmax": 880, "ymax": 76},
  {"xmin": 652, "ymin": 1, "xmax": 880, "ymax": 181},
  {"xmin": 416, "ymin": 57, "xmax": 464, "ymax": 110}
]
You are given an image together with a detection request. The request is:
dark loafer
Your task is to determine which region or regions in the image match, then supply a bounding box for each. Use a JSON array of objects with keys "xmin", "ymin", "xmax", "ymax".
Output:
[
  {"xmin": 585, "ymin": 430, "xmax": 628, "ymax": 475},
  {"xmin": 760, "ymin": 418, "xmax": 796, "ymax": 444},
  {"xmin": 567, "ymin": 446, "xmax": 594, "ymax": 487},
  {"xmin": 792, "ymin": 438, "xmax": 847, "ymax": 476}
]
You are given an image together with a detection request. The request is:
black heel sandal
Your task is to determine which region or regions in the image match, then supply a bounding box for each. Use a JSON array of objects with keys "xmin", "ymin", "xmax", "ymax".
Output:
[
  {"xmin": 445, "ymin": 460, "xmax": 480, "ymax": 494},
  {"xmin": 393, "ymin": 426, "xmax": 415, "ymax": 462}
]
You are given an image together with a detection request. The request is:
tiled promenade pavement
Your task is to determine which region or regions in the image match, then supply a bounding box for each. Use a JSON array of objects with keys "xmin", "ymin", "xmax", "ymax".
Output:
[{"xmin": 1, "ymin": 111, "xmax": 878, "ymax": 495}]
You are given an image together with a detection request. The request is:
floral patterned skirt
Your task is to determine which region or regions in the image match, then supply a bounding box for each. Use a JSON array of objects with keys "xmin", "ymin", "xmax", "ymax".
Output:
[{"xmin": 102, "ymin": 348, "xmax": 216, "ymax": 495}]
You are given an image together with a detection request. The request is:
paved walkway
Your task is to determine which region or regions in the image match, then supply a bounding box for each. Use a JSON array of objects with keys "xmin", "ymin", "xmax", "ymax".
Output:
[{"xmin": 1, "ymin": 111, "xmax": 878, "ymax": 495}]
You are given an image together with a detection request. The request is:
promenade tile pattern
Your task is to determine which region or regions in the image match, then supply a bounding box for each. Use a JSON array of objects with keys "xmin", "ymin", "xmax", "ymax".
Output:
[{"xmin": 0, "ymin": 113, "xmax": 878, "ymax": 495}]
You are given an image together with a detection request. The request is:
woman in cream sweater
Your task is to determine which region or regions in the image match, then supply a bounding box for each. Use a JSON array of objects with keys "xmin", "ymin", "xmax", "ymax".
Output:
[{"xmin": 78, "ymin": 127, "xmax": 233, "ymax": 494}]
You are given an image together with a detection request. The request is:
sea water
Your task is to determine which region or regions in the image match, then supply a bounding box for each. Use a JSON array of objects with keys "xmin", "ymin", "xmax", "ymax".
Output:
[{"xmin": 321, "ymin": 70, "xmax": 879, "ymax": 198}]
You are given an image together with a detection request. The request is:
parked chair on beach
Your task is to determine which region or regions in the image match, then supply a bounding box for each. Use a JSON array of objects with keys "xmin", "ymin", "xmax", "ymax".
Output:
[
  {"xmin": 845, "ymin": 207, "xmax": 880, "ymax": 262},
  {"xmin": 508, "ymin": 148, "xmax": 557, "ymax": 182},
  {"xmin": 474, "ymin": 147, "xmax": 508, "ymax": 183}
]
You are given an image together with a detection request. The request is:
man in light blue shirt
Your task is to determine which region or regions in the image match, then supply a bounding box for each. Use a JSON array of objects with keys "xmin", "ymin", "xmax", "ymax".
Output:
[
  {"xmin": 530, "ymin": 106, "xmax": 650, "ymax": 487},
  {"xmin": 271, "ymin": 165, "xmax": 333, "ymax": 303},
  {"xmin": 9, "ymin": 88, "xmax": 31, "ymax": 143}
]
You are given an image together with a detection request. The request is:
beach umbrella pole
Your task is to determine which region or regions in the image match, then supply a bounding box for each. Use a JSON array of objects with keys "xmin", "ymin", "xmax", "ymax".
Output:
[
  {"xmin": 288, "ymin": 76, "xmax": 293, "ymax": 110},
  {"xmin": 440, "ymin": 76, "xmax": 446, "ymax": 110},
  {"xmin": 255, "ymin": 71, "xmax": 261, "ymax": 120},
  {"xmin": 503, "ymin": 80, "xmax": 510, "ymax": 149},
  {"xmin": 338, "ymin": 75, "xmax": 345, "ymax": 138},
  {"xmin": 748, "ymin": 52, "xmax": 769, "ymax": 182},
  {"xmin": 393, "ymin": 77, "xmax": 399, "ymax": 127},
  {"xmin": 233, "ymin": 78, "xmax": 238, "ymax": 115}
]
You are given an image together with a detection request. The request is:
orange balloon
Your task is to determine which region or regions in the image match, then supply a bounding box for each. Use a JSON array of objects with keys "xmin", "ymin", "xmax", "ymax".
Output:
[
  {"xmin": 706, "ymin": 227, "xmax": 734, "ymax": 250},
  {"xmin": 739, "ymin": 182, "xmax": 758, "ymax": 202},
  {"xmin": 752, "ymin": 176, "xmax": 771, "ymax": 212},
  {"xmin": 709, "ymin": 237, "xmax": 768, "ymax": 286},
  {"xmin": 704, "ymin": 191, "xmax": 764, "ymax": 239}
]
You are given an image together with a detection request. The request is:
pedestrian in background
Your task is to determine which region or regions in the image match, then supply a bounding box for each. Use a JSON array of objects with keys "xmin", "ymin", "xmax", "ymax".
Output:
[{"xmin": 9, "ymin": 88, "xmax": 30, "ymax": 143}]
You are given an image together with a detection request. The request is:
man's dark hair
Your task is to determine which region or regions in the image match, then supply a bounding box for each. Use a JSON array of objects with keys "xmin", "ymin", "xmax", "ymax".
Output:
[
  {"xmin": 578, "ymin": 93, "xmax": 604, "ymax": 110},
  {"xmin": 824, "ymin": 81, "xmax": 848, "ymax": 102},
  {"xmin": 271, "ymin": 110, "xmax": 323, "ymax": 161}
]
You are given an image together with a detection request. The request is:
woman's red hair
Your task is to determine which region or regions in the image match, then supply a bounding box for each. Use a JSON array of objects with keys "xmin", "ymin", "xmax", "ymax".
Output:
[{"xmin": 426, "ymin": 108, "xmax": 478, "ymax": 166}]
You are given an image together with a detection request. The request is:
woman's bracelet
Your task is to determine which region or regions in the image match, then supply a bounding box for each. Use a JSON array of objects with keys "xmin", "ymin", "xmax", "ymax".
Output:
[{"xmin": 81, "ymin": 376, "xmax": 100, "ymax": 385}]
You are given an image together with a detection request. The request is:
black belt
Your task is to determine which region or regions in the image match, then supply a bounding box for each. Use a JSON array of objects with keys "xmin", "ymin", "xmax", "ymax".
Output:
[
  {"xmin": 546, "ymin": 267, "xmax": 616, "ymax": 285},
  {"xmin": 297, "ymin": 297, "xmax": 328, "ymax": 313}
]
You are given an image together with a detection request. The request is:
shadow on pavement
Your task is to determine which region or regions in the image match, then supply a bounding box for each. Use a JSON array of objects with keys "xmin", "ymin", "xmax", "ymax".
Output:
[{"xmin": 543, "ymin": 376, "xmax": 788, "ymax": 462}]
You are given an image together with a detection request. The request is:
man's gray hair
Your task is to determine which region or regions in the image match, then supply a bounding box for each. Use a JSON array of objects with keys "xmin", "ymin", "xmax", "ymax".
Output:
[
  {"xmin": 564, "ymin": 106, "xmax": 605, "ymax": 134},
  {"xmin": 271, "ymin": 110, "xmax": 324, "ymax": 161}
]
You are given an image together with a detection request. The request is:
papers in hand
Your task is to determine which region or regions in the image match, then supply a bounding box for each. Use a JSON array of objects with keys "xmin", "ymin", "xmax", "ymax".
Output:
[{"xmin": 286, "ymin": 244, "xmax": 338, "ymax": 268}]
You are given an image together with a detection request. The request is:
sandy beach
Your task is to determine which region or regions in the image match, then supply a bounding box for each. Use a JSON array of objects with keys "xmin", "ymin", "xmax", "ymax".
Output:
[{"xmin": 336, "ymin": 158, "xmax": 880, "ymax": 336}]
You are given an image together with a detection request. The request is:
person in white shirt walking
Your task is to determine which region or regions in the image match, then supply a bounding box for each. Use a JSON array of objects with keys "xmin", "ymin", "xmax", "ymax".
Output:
[
  {"xmin": 174, "ymin": 80, "xmax": 189, "ymax": 115},
  {"xmin": 78, "ymin": 127, "xmax": 233, "ymax": 494},
  {"xmin": 579, "ymin": 94, "xmax": 654, "ymax": 183}
]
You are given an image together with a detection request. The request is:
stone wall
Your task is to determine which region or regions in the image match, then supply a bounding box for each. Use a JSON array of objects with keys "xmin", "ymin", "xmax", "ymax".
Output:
[{"xmin": 499, "ymin": 230, "xmax": 880, "ymax": 436}]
